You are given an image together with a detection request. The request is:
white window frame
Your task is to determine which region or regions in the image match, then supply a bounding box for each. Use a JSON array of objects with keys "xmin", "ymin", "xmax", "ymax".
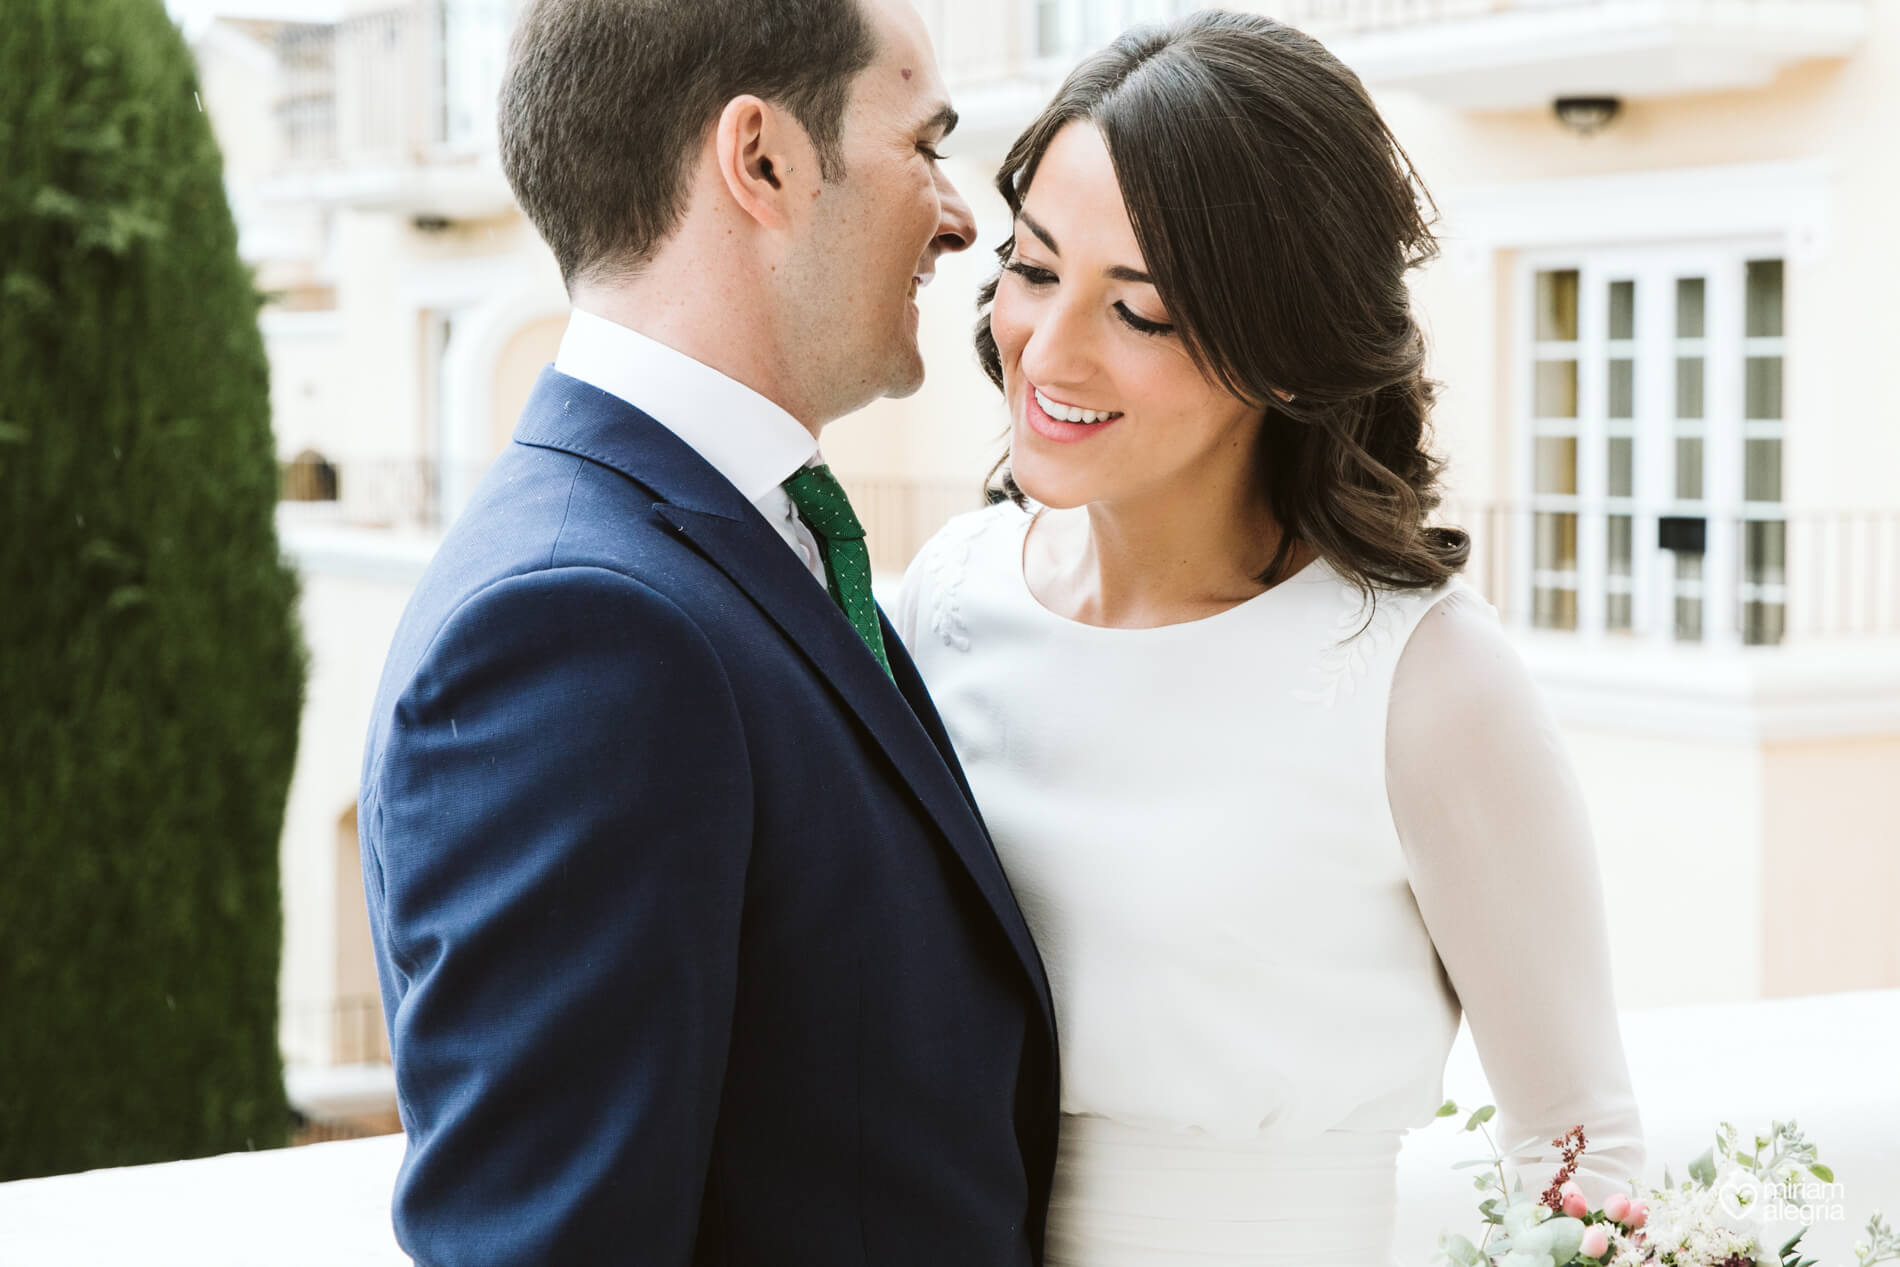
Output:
[{"xmin": 1514, "ymin": 242, "xmax": 1786, "ymax": 648}]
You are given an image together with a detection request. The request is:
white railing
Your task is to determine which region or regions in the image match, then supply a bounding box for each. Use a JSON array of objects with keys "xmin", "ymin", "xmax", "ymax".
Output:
[
  {"xmin": 929, "ymin": 0, "xmax": 1849, "ymax": 86},
  {"xmin": 1448, "ymin": 502, "xmax": 1900, "ymax": 645}
]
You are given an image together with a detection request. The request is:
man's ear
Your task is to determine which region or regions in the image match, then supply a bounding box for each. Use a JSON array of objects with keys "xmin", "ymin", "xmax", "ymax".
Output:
[{"xmin": 714, "ymin": 94, "xmax": 811, "ymax": 230}]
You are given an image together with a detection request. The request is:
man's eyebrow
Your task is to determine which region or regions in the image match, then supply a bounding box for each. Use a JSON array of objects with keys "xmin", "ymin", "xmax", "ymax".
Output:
[
  {"xmin": 918, "ymin": 103, "xmax": 958, "ymax": 138},
  {"xmin": 1017, "ymin": 210, "xmax": 1154, "ymax": 284}
]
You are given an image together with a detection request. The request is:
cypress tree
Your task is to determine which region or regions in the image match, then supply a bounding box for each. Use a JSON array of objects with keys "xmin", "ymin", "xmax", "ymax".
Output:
[{"xmin": 0, "ymin": 0, "xmax": 305, "ymax": 1178}]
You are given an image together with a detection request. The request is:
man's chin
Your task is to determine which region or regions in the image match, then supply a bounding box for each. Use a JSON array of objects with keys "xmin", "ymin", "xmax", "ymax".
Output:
[{"xmin": 881, "ymin": 347, "xmax": 927, "ymax": 400}]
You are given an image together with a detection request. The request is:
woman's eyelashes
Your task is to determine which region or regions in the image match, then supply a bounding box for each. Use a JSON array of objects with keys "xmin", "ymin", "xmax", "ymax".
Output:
[
  {"xmin": 1003, "ymin": 259, "xmax": 1056, "ymax": 287},
  {"xmin": 1115, "ymin": 303, "xmax": 1174, "ymax": 337},
  {"xmin": 1003, "ymin": 259, "xmax": 1175, "ymax": 337},
  {"xmin": 918, "ymin": 143, "xmax": 950, "ymax": 162}
]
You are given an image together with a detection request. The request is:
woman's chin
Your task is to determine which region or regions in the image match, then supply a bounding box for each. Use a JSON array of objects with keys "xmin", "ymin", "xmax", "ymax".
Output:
[{"xmin": 1008, "ymin": 453, "xmax": 1095, "ymax": 511}]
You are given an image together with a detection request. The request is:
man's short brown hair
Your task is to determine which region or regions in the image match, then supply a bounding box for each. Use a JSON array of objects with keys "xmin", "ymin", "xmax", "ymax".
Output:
[{"xmin": 499, "ymin": 0, "xmax": 877, "ymax": 289}]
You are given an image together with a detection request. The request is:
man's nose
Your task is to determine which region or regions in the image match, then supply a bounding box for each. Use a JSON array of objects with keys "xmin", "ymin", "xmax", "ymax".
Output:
[{"xmin": 932, "ymin": 168, "xmax": 976, "ymax": 257}]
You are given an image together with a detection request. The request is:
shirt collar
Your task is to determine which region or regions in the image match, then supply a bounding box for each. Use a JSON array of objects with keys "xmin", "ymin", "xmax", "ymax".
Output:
[{"xmin": 553, "ymin": 306, "xmax": 819, "ymax": 503}]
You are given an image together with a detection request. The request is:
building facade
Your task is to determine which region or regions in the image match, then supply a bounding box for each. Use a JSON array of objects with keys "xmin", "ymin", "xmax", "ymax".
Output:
[{"xmin": 188, "ymin": 0, "xmax": 1900, "ymax": 1084}]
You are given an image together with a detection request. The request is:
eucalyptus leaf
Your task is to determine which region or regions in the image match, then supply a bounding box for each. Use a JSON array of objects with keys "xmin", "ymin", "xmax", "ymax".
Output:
[
  {"xmin": 1465, "ymin": 1105, "xmax": 1497, "ymax": 1132},
  {"xmin": 1443, "ymin": 1232, "xmax": 1482, "ymax": 1266},
  {"xmin": 1689, "ymin": 1147, "xmax": 1718, "ymax": 1187}
]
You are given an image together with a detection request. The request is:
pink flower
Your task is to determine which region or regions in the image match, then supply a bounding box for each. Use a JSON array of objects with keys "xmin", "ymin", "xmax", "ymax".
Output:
[
  {"xmin": 1603, "ymin": 1193, "xmax": 1631, "ymax": 1222},
  {"xmin": 1626, "ymin": 1198, "xmax": 1649, "ymax": 1229},
  {"xmin": 1580, "ymin": 1224, "xmax": 1611, "ymax": 1258},
  {"xmin": 1561, "ymin": 1181, "xmax": 1589, "ymax": 1219}
]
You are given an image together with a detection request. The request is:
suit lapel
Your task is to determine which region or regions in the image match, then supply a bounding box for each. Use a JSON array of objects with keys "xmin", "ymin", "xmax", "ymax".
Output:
[
  {"xmin": 513, "ymin": 369, "xmax": 1054, "ymax": 1031},
  {"xmin": 656, "ymin": 502, "xmax": 1053, "ymax": 1020}
]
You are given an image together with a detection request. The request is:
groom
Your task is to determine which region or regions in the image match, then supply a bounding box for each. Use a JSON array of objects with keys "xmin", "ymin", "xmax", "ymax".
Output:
[{"xmin": 356, "ymin": 0, "xmax": 1058, "ymax": 1263}]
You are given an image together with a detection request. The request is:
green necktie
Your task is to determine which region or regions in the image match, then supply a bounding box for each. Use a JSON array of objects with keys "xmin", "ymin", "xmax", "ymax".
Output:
[{"xmin": 781, "ymin": 463, "xmax": 892, "ymax": 678}]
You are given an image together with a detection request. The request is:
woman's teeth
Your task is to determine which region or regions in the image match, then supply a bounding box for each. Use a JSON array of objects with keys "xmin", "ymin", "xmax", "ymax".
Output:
[{"xmin": 1034, "ymin": 387, "xmax": 1122, "ymax": 425}]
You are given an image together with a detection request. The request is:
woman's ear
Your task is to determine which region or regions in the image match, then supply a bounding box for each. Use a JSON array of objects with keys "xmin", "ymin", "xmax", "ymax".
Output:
[{"xmin": 714, "ymin": 94, "xmax": 808, "ymax": 230}]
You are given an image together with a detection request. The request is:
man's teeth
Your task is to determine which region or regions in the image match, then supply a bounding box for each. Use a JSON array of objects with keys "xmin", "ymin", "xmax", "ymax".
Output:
[{"xmin": 1035, "ymin": 387, "xmax": 1122, "ymax": 425}]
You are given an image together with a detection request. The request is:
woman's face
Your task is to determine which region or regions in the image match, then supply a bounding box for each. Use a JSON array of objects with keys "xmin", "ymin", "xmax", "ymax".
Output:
[{"xmin": 990, "ymin": 120, "xmax": 1265, "ymax": 512}]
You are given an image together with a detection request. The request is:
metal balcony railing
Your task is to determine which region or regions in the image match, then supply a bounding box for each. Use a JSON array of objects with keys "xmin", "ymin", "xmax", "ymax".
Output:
[
  {"xmin": 272, "ymin": 1, "xmax": 515, "ymax": 172},
  {"xmin": 277, "ymin": 459, "xmax": 1898, "ymax": 644},
  {"xmin": 1446, "ymin": 502, "xmax": 1900, "ymax": 645},
  {"xmin": 279, "ymin": 454, "xmax": 989, "ymax": 572},
  {"xmin": 282, "ymin": 994, "xmax": 391, "ymax": 1067}
]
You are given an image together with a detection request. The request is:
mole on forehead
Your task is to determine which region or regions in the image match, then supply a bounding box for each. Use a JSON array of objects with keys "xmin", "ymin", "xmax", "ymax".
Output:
[{"xmin": 901, "ymin": 67, "xmax": 912, "ymax": 80}]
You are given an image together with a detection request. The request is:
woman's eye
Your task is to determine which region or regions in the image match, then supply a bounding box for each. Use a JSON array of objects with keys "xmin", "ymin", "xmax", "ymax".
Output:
[
  {"xmin": 919, "ymin": 144, "xmax": 951, "ymax": 162},
  {"xmin": 1115, "ymin": 303, "xmax": 1174, "ymax": 337},
  {"xmin": 1004, "ymin": 260, "xmax": 1057, "ymax": 287}
]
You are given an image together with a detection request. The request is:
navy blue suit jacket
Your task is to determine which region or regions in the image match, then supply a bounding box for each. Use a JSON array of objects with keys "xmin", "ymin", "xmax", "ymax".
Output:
[{"xmin": 359, "ymin": 368, "xmax": 1059, "ymax": 1266}]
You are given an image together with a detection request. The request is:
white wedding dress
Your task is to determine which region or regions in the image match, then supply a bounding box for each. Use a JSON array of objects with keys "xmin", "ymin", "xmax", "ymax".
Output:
[{"xmin": 893, "ymin": 502, "xmax": 1645, "ymax": 1267}]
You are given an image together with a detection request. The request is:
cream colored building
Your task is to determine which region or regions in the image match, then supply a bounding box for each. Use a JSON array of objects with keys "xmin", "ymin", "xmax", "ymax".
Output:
[{"xmin": 189, "ymin": 0, "xmax": 1899, "ymax": 1088}]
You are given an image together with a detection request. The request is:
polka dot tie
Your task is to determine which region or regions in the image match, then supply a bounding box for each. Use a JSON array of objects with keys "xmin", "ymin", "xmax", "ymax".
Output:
[{"xmin": 781, "ymin": 463, "xmax": 892, "ymax": 679}]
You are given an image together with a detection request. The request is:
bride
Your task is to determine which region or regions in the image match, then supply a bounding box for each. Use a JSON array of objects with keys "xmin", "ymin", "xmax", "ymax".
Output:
[{"xmin": 895, "ymin": 10, "xmax": 1644, "ymax": 1265}]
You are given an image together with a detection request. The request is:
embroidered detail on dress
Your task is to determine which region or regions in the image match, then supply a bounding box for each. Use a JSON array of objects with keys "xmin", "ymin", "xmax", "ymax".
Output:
[
  {"xmin": 1293, "ymin": 584, "xmax": 1420, "ymax": 708},
  {"xmin": 923, "ymin": 510, "xmax": 995, "ymax": 653}
]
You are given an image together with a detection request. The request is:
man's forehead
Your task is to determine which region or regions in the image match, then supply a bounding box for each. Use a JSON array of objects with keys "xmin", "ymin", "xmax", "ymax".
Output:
[{"xmin": 858, "ymin": 0, "xmax": 949, "ymax": 105}]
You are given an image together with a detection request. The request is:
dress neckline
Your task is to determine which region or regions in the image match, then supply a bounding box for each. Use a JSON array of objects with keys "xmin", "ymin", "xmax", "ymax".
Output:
[{"xmin": 1009, "ymin": 506, "xmax": 1331, "ymax": 637}]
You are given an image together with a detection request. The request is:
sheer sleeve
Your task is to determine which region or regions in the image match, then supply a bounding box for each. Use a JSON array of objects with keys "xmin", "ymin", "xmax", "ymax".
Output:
[{"xmin": 1386, "ymin": 589, "xmax": 1646, "ymax": 1202}]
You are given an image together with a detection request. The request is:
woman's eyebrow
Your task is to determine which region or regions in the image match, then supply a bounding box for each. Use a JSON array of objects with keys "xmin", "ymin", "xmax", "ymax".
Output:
[{"xmin": 1017, "ymin": 210, "xmax": 1152, "ymax": 284}]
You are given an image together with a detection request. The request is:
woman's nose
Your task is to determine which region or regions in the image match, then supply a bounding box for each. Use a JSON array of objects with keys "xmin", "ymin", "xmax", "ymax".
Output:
[{"xmin": 1016, "ymin": 297, "xmax": 1098, "ymax": 392}]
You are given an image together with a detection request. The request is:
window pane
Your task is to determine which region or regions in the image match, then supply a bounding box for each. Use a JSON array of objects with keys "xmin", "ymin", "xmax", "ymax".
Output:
[
  {"xmin": 1675, "ymin": 596, "xmax": 1704, "ymax": 642},
  {"xmin": 1745, "ymin": 438, "xmax": 1782, "ymax": 503},
  {"xmin": 1537, "ymin": 269, "xmax": 1580, "ymax": 342},
  {"xmin": 1743, "ymin": 601, "xmax": 1787, "ymax": 646},
  {"xmin": 1746, "ymin": 259, "xmax": 1784, "ymax": 338},
  {"xmin": 1534, "ymin": 586, "xmax": 1578, "ymax": 631},
  {"xmin": 1744, "ymin": 519, "xmax": 1786, "ymax": 587},
  {"xmin": 1674, "ymin": 552, "xmax": 1703, "ymax": 643},
  {"xmin": 1607, "ymin": 514, "xmax": 1633, "ymax": 576},
  {"xmin": 1607, "ymin": 280, "xmax": 1635, "ymax": 340},
  {"xmin": 1606, "ymin": 591, "xmax": 1633, "ymax": 633},
  {"xmin": 1534, "ymin": 511, "xmax": 1578, "ymax": 571},
  {"xmin": 1676, "ymin": 277, "xmax": 1706, "ymax": 338},
  {"xmin": 1534, "ymin": 437, "xmax": 1578, "ymax": 495},
  {"xmin": 1608, "ymin": 358, "xmax": 1634, "ymax": 419},
  {"xmin": 1675, "ymin": 437, "xmax": 1704, "ymax": 500},
  {"xmin": 1746, "ymin": 356, "xmax": 1783, "ymax": 421},
  {"xmin": 1536, "ymin": 360, "xmax": 1579, "ymax": 418},
  {"xmin": 1607, "ymin": 437, "xmax": 1634, "ymax": 497},
  {"xmin": 1675, "ymin": 357, "xmax": 1704, "ymax": 419}
]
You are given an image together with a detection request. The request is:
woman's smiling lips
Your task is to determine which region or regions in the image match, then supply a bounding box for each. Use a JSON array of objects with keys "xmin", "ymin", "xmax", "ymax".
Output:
[{"xmin": 1024, "ymin": 382, "xmax": 1124, "ymax": 444}]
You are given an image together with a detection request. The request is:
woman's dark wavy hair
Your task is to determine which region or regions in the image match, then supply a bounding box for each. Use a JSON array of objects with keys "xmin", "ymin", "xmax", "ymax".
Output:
[{"xmin": 975, "ymin": 9, "xmax": 1469, "ymax": 596}]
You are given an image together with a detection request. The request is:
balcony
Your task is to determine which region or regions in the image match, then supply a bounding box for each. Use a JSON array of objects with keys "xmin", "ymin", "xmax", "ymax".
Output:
[
  {"xmin": 278, "ymin": 453, "xmax": 988, "ymax": 578},
  {"xmin": 931, "ymin": 0, "xmax": 1871, "ymax": 137},
  {"xmin": 261, "ymin": 1, "xmax": 518, "ymax": 221},
  {"xmin": 1290, "ymin": 0, "xmax": 1872, "ymax": 111}
]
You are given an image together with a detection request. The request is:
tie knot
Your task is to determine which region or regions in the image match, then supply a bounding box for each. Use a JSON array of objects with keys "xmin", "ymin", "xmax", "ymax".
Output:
[{"xmin": 781, "ymin": 463, "xmax": 866, "ymax": 542}]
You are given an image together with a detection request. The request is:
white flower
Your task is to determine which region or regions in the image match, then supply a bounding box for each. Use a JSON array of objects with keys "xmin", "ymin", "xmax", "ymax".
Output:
[{"xmin": 1501, "ymin": 1197, "xmax": 1549, "ymax": 1243}]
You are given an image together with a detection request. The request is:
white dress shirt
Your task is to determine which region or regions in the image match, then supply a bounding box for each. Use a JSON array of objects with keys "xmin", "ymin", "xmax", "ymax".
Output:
[{"xmin": 553, "ymin": 306, "xmax": 829, "ymax": 587}]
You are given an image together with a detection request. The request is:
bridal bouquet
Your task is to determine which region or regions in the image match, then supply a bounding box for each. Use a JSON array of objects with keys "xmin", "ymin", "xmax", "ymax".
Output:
[{"xmin": 1430, "ymin": 1101, "xmax": 1898, "ymax": 1267}]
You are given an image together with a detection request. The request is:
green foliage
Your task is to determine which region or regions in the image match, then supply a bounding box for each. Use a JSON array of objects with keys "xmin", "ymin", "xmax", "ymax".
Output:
[{"xmin": 1, "ymin": 0, "xmax": 304, "ymax": 1178}]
